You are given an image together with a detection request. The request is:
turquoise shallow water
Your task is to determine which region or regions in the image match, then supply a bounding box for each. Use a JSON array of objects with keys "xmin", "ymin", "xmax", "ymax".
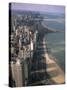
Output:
[{"xmin": 45, "ymin": 32, "xmax": 65, "ymax": 72}]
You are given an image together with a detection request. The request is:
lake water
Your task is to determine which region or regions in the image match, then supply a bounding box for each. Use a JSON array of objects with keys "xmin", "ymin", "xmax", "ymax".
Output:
[
  {"xmin": 42, "ymin": 14, "xmax": 65, "ymax": 72},
  {"xmin": 45, "ymin": 32, "xmax": 65, "ymax": 72}
]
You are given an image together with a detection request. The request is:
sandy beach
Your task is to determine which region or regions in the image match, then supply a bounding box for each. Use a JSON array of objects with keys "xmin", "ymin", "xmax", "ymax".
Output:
[{"xmin": 42, "ymin": 38, "xmax": 65, "ymax": 84}]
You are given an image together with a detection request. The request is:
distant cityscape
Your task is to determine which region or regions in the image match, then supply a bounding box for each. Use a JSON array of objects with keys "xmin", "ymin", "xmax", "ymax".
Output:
[{"xmin": 9, "ymin": 3, "xmax": 65, "ymax": 87}]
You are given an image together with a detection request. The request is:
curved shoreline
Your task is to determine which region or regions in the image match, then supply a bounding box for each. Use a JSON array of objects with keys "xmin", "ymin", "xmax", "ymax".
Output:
[{"xmin": 42, "ymin": 38, "xmax": 65, "ymax": 84}]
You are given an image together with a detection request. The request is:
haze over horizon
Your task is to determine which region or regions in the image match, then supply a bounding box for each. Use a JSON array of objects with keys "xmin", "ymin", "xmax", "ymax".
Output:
[{"xmin": 11, "ymin": 3, "xmax": 65, "ymax": 14}]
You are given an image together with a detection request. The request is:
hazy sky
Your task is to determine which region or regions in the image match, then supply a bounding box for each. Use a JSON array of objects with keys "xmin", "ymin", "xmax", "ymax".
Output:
[{"xmin": 11, "ymin": 3, "xmax": 65, "ymax": 14}]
